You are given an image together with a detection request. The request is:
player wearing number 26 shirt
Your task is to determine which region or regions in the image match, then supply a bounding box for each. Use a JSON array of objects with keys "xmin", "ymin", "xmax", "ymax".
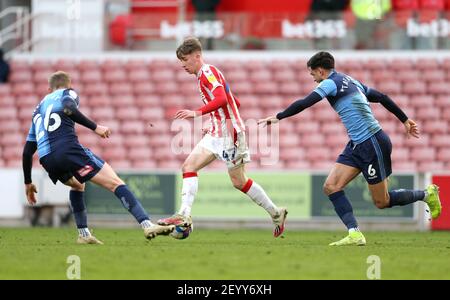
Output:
[{"xmin": 22, "ymin": 71, "xmax": 174, "ymax": 244}]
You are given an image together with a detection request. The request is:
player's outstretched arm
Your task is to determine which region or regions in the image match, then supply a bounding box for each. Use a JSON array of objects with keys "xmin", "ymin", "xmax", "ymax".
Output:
[
  {"xmin": 62, "ymin": 96, "xmax": 98, "ymax": 131},
  {"xmin": 276, "ymin": 91, "xmax": 323, "ymax": 120},
  {"xmin": 365, "ymin": 88, "xmax": 419, "ymax": 139},
  {"xmin": 22, "ymin": 140, "xmax": 38, "ymax": 205},
  {"xmin": 366, "ymin": 88, "xmax": 408, "ymax": 123}
]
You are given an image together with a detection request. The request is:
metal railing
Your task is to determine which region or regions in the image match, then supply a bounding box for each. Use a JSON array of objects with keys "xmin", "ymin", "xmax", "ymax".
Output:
[{"xmin": 0, "ymin": 6, "xmax": 31, "ymax": 58}]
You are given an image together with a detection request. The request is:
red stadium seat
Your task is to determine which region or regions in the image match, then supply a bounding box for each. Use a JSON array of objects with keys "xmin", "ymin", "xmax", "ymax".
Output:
[
  {"xmin": 396, "ymin": 70, "xmax": 420, "ymax": 83},
  {"xmin": 88, "ymin": 95, "xmax": 111, "ymax": 107},
  {"xmin": 109, "ymin": 159, "xmax": 131, "ymax": 169},
  {"xmin": 325, "ymin": 133, "xmax": 348, "ymax": 148},
  {"xmin": 280, "ymin": 147, "xmax": 306, "ymax": 162},
  {"xmin": 98, "ymin": 135, "xmax": 123, "ymax": 148},
  {"xmin": 363, "ymin": 59, "xmax": 386, "ymax": 71},
  {"xmin": 78, "ymin": 134, "xmax": 99, "ymax": 148},
  {"xmin": 116, "ymin": 107, "xmax": 141, "ymax": 121},
  {"xmin": 404, "ymin": 134, "xmax": 429, "ymax": 147},
  {"xmin": 402, "ymin": 81, "xmax": 427, "ymax": 95},
  {"xmin": 124, "ymin": 59, "xmax": 149, "ymax": 71},
  {"xmin": 123, "ymin": 135, "xmax": 148, "ymax": 148},
  {"xmin": 390, "ymin": 59, "xmax": 414, "ymax": 71},
  {"xmin": 392, "ymin": 161, "xmax": 417, "ymax": 171},
  {"xmin": 128, "ymin": 147, "xmax": 153, "ymax": 161},
  {"xmin": 411, "ymin": 147, "xmax": 436, "ymax": 162},
  {"xmin": 91, "ymin": 107, "xmax": 115, "ymax": 120},
  {"xmin": 423, "ymin": 120, "xmax": 447, "ymax": 134},
  {"xmin": 9, "ymin": 70, "xmax": 33, "ymax": 83},
  {"xmin": 435, "ymin": 96, "xmax": 450, "ymax": 108},
  {"xmin": 437, "ymin": 148, "xmax": 450, "ymax": 163},
  {"xmin": 429, "ymin": 134, "xmax": 450, "ymax": 147},
  {"xmin": 12, "ymin": 83, "xmax": 34, "ymax": 95},
  {"xmin": 285, "ymin": 160, "xmax": 310, "ymax": 170},
  {"xmin": 121, "ymin": 121, "xmax": 145, "ymax": 134},
  {"xmin": 103, "ymin": 148, "xmax": 127, "ymax": 161},
  {"xmin": 132, "ymin": 160, "xmax": 157, "ymax": 169},
  {"xmin": 427, "ymin": 82, "xmax": 449, "ymax": 95},
  {"xmin": 83, "ymin": 83, "xmax": 109, "ymax": 96},
  {"xmin": 109, "ymin": 83, "xmax": 133, "ymax": 95},
  {"xmin": 417, "ymin": 161, "xmax": 444, "ymax": 172},
  {"xmin": 391, "ymin": 147, "xmax": 410, "ymax": 162},
  {"xmin": 128, "ymin": 69, "xmax": 150, "ymax": 82},
  {"xmin": 278, "ymin": 81, "xmax": 302, "ymax": 95},
  {"xmin": 0, "ymin": 107, "xmax": 17, "ymax": 120},
  {"xmin": 306, "ymin": 148, "xmax": 331, "ymax": 161},
  {"xmin": 104, "ymin": 69, "xmax": 128, "ymax": 83},
  {"xmin": 279, "ymin": 134, "xmax": 300, "ymax": 148},
  {"xmin": 80, "ymin": 70, "xmax": 102, "ymax": 83},
  {"xmin": 231, "ymin": 82, "xmax": 253, "ymax": 94},
  {"xmin": 311, "ymin": 160, "xmax": 334, "ymax": 170}
]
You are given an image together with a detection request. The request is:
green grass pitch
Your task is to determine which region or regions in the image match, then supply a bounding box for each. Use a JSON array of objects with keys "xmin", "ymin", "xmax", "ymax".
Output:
[{"xmin": 0, "ymin": 228, "xmax": 449, "ymax": 279}]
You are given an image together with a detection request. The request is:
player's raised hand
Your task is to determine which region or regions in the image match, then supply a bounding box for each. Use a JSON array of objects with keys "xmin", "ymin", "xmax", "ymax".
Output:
[
  {"xmin": 174, "ymin": 110, "xmax": 197, "ymax": 119},
  {"xmin": 258, "ymin": 116, "xmax": 279, "ymax": 127},
  {"xmin": 95, "ymin": 125, "xmax": 111, "ymax": 138},
  {"xmin": 25, "ymin": 183, "xmax": 38, "ymax": 205},
  {"xmin": 404, "ymin": 119, "xmax": 419, "ymax": 139}
]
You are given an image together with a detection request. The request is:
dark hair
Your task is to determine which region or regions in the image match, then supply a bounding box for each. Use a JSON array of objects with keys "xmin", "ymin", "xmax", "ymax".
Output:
[
  {"xmin": 176, "ymin": 37, "xmax": 202, "ymax": 59},
  {"xmin": 307, "ymin": 51, "xmax": 335, "ymax": 70}
]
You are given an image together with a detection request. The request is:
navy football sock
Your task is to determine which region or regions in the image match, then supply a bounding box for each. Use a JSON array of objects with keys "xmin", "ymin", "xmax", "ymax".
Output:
[
  {"xmin": 114, "ymin": 185, "xmax": 149, "ymax": 223},
  {"xmin": 329, "ymin": 191, "xmax": 358, "ymax": 230},
  {"xmin": 69, "ymin": 190, "xmax": 88, "ymax": 229},
  {"xmin": 388, "ymin": 189, "xmax": 425, "ymax": 207}
]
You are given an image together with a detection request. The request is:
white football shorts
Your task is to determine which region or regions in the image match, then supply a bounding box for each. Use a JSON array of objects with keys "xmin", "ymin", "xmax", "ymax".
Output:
[{"xmin": 198, "ymin": 132, "xmax": 251, "ymax": 169}]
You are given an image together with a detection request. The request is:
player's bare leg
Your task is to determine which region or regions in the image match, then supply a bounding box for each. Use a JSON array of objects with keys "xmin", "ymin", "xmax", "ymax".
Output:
[
  {"xmin": 324, "ymin": 163, "xmax": 366, "ymax": 246},
  {"xmin": 158, "ymin": 145, "xmax": 215, "ymax": 226},
  {"xmin": 90, "ymin": 163, "xmax": 174, "ymax": 240},
  {"xmin": 368, "ymin": 178, "xmax": 441, "ymax": 219},
  {"xmin": 63, "ymin": 177, "xmax": 103, "ymax": 244},
  {"xmin": 229, "ymin": 164, "xmax": 287, "ymax": 237}
]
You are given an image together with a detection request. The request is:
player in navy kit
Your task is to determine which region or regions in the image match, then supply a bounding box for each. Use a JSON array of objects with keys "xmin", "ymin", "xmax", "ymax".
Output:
[
  {"xmin": 22, "ymin": 71, "xmax": 174, "ymax": 244},
  {"xmin": 259, "ymin": 52, "xmax": 442, "ymax": 246}
]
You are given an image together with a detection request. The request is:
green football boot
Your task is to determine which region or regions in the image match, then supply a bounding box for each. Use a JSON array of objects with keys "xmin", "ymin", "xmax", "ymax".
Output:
[
  {"xmin": 425, "ymin": 184, "xmax": 442, "ymax": 220},
  {"xmin": 329, "ymin": 231, "xmax": 366, "ymax": 246}
]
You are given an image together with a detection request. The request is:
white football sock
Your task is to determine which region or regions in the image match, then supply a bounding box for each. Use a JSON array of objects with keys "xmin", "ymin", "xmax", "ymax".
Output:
[
  {"xmin": 242, "ymin": 179, "xmax": 278, "ymax": 217},
  {"xmin": 78, "ymin": 227, "xmax": 91, "ymax": 237},
  {"xmin": 140, "ymin": 219, "xmax": 154, "ymax": 229},
  {"xmin": 178, "ymin": 173, "xmax": 198, "ymax": 217}
]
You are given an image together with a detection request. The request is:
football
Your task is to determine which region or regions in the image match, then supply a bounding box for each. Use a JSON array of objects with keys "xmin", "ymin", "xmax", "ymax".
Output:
[{"xmin": 170, "ymin": 223, "xmax": 193, "ymax": 240}]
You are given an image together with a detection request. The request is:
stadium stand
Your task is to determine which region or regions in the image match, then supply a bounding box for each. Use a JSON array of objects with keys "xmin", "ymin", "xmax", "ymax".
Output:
[{"xmin": 1, "ymin": 57, "xmax": 449, "ymax": 171}]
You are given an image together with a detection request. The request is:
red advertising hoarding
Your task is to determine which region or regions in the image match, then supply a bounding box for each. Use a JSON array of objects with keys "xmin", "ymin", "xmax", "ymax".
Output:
[{"xmin": 431, "ymin": 175, "xmax": 450, "ymax": 230}]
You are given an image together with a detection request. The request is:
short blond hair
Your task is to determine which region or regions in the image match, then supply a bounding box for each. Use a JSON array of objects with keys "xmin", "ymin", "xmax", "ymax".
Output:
[
  {"xmin": 48, "ymin": 71, "xmax": 71, "ymax": 90},
  {"xmin": 176, "ymin": 37, "xmax": 202, "ymax": 59}
]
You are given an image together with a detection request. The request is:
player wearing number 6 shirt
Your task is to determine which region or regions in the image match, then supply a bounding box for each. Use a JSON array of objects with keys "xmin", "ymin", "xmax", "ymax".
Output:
[
  {"xmin": 22, "ymin": 71, "xmax": 174, "ymax": 244},
  {"xmin": 157, "ymin": 37, "xmax": 287, "ymax": 237},
  {"xmin": 259, "ymin": 51, "xmax": 442, "ymax": 246}
]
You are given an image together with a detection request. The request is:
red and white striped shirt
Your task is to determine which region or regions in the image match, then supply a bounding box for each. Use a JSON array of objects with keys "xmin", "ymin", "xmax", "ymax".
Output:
[{"xmin": 196, "ymin": 64, "xmax": 245, "ymax": 138}]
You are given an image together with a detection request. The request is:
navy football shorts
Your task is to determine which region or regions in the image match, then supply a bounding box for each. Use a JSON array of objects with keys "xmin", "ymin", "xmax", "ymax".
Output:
[
  {"xmin": 40, "ymin": 144, "xmax": 105, "ymax": 184},
  {"xmin": 336, "ymin": 129, "xmax": 392, "ymax": 185}
]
